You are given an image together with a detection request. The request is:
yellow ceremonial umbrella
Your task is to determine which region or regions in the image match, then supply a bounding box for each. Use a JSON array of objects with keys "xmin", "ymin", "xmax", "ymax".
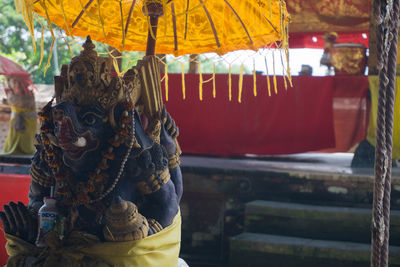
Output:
[
  {"xmin": 16, "ymin": 0, "xmax": 289, "ymax": 56},
  {"xmin": 15, "ymin": 0, "xmax": 289, "ymax": 143}
]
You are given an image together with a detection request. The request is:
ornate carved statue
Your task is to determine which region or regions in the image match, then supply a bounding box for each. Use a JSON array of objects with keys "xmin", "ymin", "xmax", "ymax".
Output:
[{"xmin": 0, "ymin": 37, "xmax": 183, "ymax": 266}]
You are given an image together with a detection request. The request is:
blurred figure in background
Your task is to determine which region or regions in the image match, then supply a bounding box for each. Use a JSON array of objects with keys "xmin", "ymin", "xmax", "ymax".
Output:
[{"xmin": 2, "ymin": 76, "xmax": 36, "ymax": 155}]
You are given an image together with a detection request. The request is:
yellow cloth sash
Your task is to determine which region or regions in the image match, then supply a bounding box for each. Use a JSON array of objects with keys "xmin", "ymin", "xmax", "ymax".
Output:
[
  {"xmin": 367, "ymin": 76, "xmax": 400, "ymax": 159},
  {"xmin": 3, "ymin": 106, "xmax": 37, "ymax": 155},
  {"xmin": 5, "ymin": 212, "xmax": 181, "ymax": 267}
]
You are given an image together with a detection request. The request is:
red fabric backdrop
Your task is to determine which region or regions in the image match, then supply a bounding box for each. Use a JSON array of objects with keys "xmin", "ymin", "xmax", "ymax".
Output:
[
  {"xmin": 290, "ymin": 32, "xmax": 369, "ymax": 49},
  {"xmin": 323, "ymin": 75, "xmax": 369, "ymax": 152},
  {"xmin": 164, "ymin": 74, "xmax": 336, "ymax": 155}
]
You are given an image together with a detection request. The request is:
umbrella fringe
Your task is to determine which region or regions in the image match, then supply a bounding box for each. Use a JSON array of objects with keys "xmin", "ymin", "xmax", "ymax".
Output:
[
  {"xmin": 15, "ymin": 0, "xmax": 291, "ymax": 100},
  {"xmin": 165, "ymin": 63, "xmax": 169, "ymax": 101},
  {"xmin": 198, "ymin": 62, "xmax": 203, "ymax": 101},
  {"xmin": 212, "ymin": 63, "xmax": 216, "ymax": 98},
  {"xmin": 264, "ymin": 57, "xmax": 271, "ymax": 97},
  {"xmin": 14, "ymin": 0, "xmax": 36, "ymax": 53},
  {"xmin": 228, "ymin": 64, "xmax": 232, "ymax": 101},
  {"xmin": 181, "ymin": 63, "xmax": 186, "ymax": 100},
  {"xmin": 253, "ymin": 59, "xmax": 257, "ymax": 97},
  {"xmin": 238, "ymin": 63, "xmax": 244, "ymax": 103},
  {"xmin": 59, "ymin": 0, "xmax": 73, "ymax": 37}
]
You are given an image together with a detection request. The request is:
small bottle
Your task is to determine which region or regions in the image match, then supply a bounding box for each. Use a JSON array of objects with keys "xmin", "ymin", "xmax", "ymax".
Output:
[{"xmin": 35, "ymin": 197, "xmax": 58, "ymax": 247}]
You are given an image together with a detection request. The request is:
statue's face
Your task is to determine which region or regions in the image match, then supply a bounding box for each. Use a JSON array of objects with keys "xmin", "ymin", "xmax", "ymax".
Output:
[{"xmin": 52, "ymin": 102, "xmax": 113, "ymax": 173}]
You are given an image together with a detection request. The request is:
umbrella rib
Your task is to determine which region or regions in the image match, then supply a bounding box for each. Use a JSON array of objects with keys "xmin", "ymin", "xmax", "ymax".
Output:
[
  {"xmin": 171, "ymin": 3, "xmax": 178, "ymax": 53},
  {"xmin": 72, "ymin": 0, "xmax": 94, "ymax": 28},
  {"xmin": 184, "ymin": 0, "xmax": 189, "ymax": 40},
  {"xmin": 125, "ymin": 0, "xmax": 137, "ymax": 35},
  {"xmin": 264, "ymin": 15, "xmax": 279, "ymax": 34},
  {"xmin": 223, "ymin": 0, "xmax": 253, "ymax": 44},
  {"xmin": 199, "ymin": 0, "xmax": 220, "ymax": 48}
]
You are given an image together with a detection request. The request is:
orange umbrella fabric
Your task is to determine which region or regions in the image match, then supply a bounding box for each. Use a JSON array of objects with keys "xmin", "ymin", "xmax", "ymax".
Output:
[{"xmin": 16, "ymin": 0, "xmax": 289, "ymax": 56}]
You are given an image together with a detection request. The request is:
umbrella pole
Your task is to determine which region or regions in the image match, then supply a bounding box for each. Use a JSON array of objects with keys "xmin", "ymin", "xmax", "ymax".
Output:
[
  {"xmin": 146, "ymin": 15, "xmax": 158, "ymax": 56},
  {"xmin": 145, "ymin": 3, "xmax": 163, "ymax": 56}
]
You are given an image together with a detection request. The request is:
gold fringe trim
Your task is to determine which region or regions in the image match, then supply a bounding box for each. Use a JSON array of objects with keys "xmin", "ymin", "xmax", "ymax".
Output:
[
  {"xmin": 238, "ymin": 63, "xmax": 244, "ymax": 103},
  {"xmin": 165, "ymin": 63, "xmax": 169, "ymax": 101},
  {"xmin": 39, "ymin": 29, "xmax": 44, "ymax": 66},
  {"xmin": 181, "ymin": 63, "xmax": 186, "ymax": 99},
  {"xmin": 14, "ymin": 0, "xmax": 36, "ymax": 52},
  {"xmin": 272, "ymin": 51, "xmax": 277, "ymax": 95},
  {"xmin": 212, "ymin": 63, "xmax": 216, "ymax": 98},
  {"xmin": 228, "ymin": 65, "xmax": 232, "ymax": 101},
  {"xmin": 59, "ymin": 0, "xmax": 72, "ymax": 37},
  {"xmin": 265, "ymin": 57, "xmax": 271, "ymax": 97},
  {"xmin": 253, "ymin": 59, "xmax": 257, "ymax": 97},
  {"xmin": 198, "ymin": 62, "xmax": 203, "ymax": 101}
]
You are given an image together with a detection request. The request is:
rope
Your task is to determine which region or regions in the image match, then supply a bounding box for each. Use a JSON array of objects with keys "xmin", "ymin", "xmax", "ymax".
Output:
[
  {"xmin": 381, "ymin": 0, "xmax": 400, "ymax": 265},
  {"xmin": 371, "ymin": 1, "xmax": 400, "ymax": 266}
]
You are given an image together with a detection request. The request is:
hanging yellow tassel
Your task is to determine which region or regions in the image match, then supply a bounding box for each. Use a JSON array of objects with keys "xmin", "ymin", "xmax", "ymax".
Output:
[
  {"xmin": 253, "ymin": 59, "xmax": 257, "ymax": 97},
  {"xmin": 143, "ymin": 3, "xmax": 156, "ymax": 41},
  {"xmin": 42, "ymin": 0, "xmax": 55, "ymax": 39},
  {"xmin": 64, "ymin": 38, "xmax": 74, "ymax": 57},
  {"xmin": 38, "ymin": 29, "xmax": 44, "ymax": 66},
  {"xmin": 181, "ymin": 63, "xmax": 186, "ymax": 100},
  {"xmin": 265, "ymin": 57, "xmax": 271, "ymax": 97},
  {"xmin": 213, "ymin": 63, "xmax": 216, "ymax": 98},
  {"xmin": 198, "ymin": 62, "xmax": 203, "ymax": 101},
  {"xmin": 280, "ymin": 50, "xmax": 287, "ymax": 90},
  {"xmin": 238, "ymin": 64, "xmax": 244, "ymax": 103},
  {"xmin": 228, "ymin": 64, "xmax": 232, "ymax": 101},
  {"xmin": 96, "ymin": 0, "xmax": 108, "ymax": 42},
  {"xmin": 14, "ymin": 0, "xmax": 36, "ymax": 52},
  {"xmin": 44, "ymin": 38, "xmax": 55, "ymax": 77},
  {"xmin": 112, "ymin": 58, "xmax": 120, "ymax": 76},
  {"xmin": 285, "ymin": 45, "xmax": 293, "ymax": 88},
  {"xmin": 272, "ymin": 51, "xmax": 277, "ymax": 94},
  {"xmin": 165, "ymin": 63, "xmax": 169, "ymax": 101},
  {"xmin": 59, "ymin": 0, "xmax": 73, "ymax": 37}
]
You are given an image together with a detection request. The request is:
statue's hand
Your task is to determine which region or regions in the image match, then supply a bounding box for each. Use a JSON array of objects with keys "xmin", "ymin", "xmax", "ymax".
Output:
[
  {"xmin": 0, "ymin": 202, "xmax": 37, "ymax": 243},
  {"xmin": 160, "ymin": 107, "xmax": 179, "ymax": 155}
]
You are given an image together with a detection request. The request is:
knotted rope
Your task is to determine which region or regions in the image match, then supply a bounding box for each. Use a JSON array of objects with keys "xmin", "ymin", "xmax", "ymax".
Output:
[{"xmin": 371, "ymin": 0, "xmax": 400, "ymax": 266}]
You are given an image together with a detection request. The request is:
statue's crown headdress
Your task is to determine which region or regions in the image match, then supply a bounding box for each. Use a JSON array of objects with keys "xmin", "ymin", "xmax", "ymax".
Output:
[{"xmin": 54, "ymin": 36, "xmax": 140, "ymax": 110}]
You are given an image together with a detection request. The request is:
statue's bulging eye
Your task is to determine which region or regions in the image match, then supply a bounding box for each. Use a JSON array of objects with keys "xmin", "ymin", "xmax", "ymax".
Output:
[{"xmin": 83, "ymin": 114, "xmax": 97, "ymax": 125}]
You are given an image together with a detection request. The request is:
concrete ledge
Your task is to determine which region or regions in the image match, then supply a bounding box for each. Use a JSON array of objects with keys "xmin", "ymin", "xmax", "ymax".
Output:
[
  {"xmin": 230, "ymin": 233, "xmax": 400, "ymax": 267},
  {"xmin": 245, "ymin": 200, "xmax": 400, "ymax": 245},
  {"xmin": 181, "ymin": 155, "xmax": 400, "ymax": 209}
]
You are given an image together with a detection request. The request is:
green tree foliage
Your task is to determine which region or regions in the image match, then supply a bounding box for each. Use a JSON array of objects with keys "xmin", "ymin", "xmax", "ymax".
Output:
[{"xmin": 166, "ymin": 55, "xmax": 251, "ymax": 74}]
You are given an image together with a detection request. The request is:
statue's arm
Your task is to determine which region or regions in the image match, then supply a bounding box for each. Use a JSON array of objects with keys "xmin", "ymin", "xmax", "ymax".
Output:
[
  {"xmin": 123, "ymin": 107, "xmax": 182, "ymax": 230},
  {"xmin": 160, "ymin": 107, "xmax": 183, "ymax": 202}
]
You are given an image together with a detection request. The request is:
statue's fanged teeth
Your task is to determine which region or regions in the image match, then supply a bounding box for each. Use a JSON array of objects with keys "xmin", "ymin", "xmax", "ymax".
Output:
[{"xmin": 73, "ymin": 137, "xmax": 87, "ymax": 147}]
